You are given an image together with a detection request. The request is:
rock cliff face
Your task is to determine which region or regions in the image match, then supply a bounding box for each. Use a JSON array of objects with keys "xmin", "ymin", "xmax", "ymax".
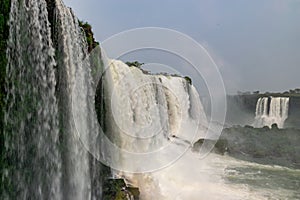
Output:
[
  {"xmin": 226, "ymin": 94, "xmax": 300, "ymax": 128},
  {"xmin": 285, "ymin": 96, "xmax": 300, "ymax": 128},
  {"xmin": 226, "ymin": 95, "xmax": 257, "ymax": 126}
]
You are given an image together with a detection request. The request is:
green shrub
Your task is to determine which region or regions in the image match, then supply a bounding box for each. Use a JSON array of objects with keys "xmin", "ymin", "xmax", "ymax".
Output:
[
  {"xmin": 184, "ymin": 76, "xmax": 192, "ymax": 85},
  {"xmin": 125, "ymin": 61, "xmax": 144, "ymax": 68},
  {"xmin": 78, "ymin": 20, "xmax": 99, "ymax": 52}
]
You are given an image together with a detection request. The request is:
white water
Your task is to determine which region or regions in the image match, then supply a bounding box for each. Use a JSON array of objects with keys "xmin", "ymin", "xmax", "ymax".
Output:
[
  {"xmin": 118, "ymin": 148, "xmax": 300, "ymax": 200},
  {"xmin": 117, "ymin": 148, "xmax": 300, "ymax": 200},
  {"xmin": 4, "ymin": 0, "xmax": 229, "ymax": 198},
  {"xmin": 101, "ymin": 59, "xmax": 208, "ymax": 172},
  {"xmin": 159, "ymin": 152, "xmax": 300, "ymax": 200},
  {"xmin": 4, "ymin": 0, "xmax": 100, "ymax": 199},
  {"xmin": 100, "ymin": 59, "xmax": 236, "ymax": 199},
  {"xmin": 53, "ymin": 0, "xmax": 92, "ymax": 199},
  {"xmin": 253, "ymin": 97, "xmax": 289, "ymax": 128},
  {"xmin": 4, "ymin": 0, "xmax": 61, "ymax": 198},
  {"xmin": 100, "ymin": 60, "xmax": 300, "ymax": 199},
  {"xmin": 4, "ymin": 0, "xmax": 298, "ymax": 199}
]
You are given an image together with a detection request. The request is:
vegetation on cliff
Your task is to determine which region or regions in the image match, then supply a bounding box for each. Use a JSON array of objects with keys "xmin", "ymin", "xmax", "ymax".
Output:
[
  {"xmin": 125, "ymin": 61, "xmax": 193, "ymax": 85},
  {"xmin": 184, "ymin": 76, "xmax": 192, "ymax": 85},
  {"xmin": 237, "ymin": 88, "xmax": 300, "ymax": 97},
  {"xmin": 221, "ymin": 126, "xmax": 299, "ymax": 168},
  {"xmin": 125, "ymin": 61, "xmax": 144, "ymax": 68},
  {"xmin": 79, "ymin": 21, "xmax": 99, "ymax": 53},
  {"xmin": 103, "ymin": 179, "xmax": 140, "ymax": 200},
  {"xmin": 194, "ymin": 126, "xmax": 300, "ymax": 169}
]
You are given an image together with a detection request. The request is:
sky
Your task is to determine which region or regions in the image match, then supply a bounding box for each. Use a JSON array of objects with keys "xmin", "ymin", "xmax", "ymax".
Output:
[{"xmin": 64, "ymin": 0, "xmax": 300, "ymax": 94}]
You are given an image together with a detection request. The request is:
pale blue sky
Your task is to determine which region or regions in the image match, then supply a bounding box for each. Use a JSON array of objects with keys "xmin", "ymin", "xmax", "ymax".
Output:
[{"xmin": 64, "ymin": 0, "xmax": 300, "ymax": 94}]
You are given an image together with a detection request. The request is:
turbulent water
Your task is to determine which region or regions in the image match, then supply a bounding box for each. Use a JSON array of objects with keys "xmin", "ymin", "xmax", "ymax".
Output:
[
  {"xmin": 99, "ymin": 60, "xmax": 300, "ymax": 200},
  {"xmin": 129, "ymin": 153, "xmax": 300, "ymax": 200},
  {"xmin": 2, "ymin": 0, "xmax": 300, "ymax": 200},
  {"xmin": 253, "ymin": 97, "xmax": 290, "ymax": 128}
]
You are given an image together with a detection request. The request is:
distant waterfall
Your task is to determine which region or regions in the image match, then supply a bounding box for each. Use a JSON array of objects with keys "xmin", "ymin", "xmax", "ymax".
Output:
[{"xmin": 253, "ymin": 97, "xmax": 290, "ymax": 128}]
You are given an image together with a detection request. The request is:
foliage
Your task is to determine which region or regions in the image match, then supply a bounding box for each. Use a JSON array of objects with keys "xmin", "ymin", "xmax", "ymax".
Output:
[
  {"xmin": 194, "ymin": 126, "xmax": 300, "ymax": 169},
  {"xmin": 125, "ymin": 61, "xmax": 144, "ymax": 68},
  {"xmin": 102, "ymin": 179, "xmax": 139, "ymax": 200},
  {"xmin": 237, "ymin": 88, "xmax": 300, "ymax": 97},
  {"xmin": 184, "ymin": 76, "xmax": 192, "ymax": 85},
  {"xmin": 288, "ymin": 88, "xmax": 300, "ymax": 94},
  {"xmin": 78, "ymin": 20, "xmax": 99, "ymax": 53},
  {"xmin": 221, "ymin": 126, "xmax": 300, "ymax": 169}
]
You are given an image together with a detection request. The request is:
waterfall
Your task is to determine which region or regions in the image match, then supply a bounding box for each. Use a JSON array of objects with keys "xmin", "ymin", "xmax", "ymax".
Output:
[
  {"xmin": 3, "ymin": 0, "xmax": 103, "ymax": 199},
  {"xmin": 53, "ymin": 0, "xmax": 91, "ymax": 199},
  {"xmin": 2, "ymin": 0, "xmax": 209, "ymax": 199},
  {"xmin": 99, "ymin": 59, "xmax": 208, "ymax": 172},
  {"xmin": 3, "ymin": 0, "xmax": 61, "ymax": 199},
  {"xmin": 253, "ymin": 97, "xmax": 290, "ymax": 128},
  {"xmin": 3, "ymin": 1, "xmax": 300, "ymax": 199}
]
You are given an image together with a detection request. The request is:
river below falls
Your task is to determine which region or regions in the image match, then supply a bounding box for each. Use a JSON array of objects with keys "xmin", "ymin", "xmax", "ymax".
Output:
[{"xmin": 121, "ymin": 152, "xmax": 300, "ymax": 200}]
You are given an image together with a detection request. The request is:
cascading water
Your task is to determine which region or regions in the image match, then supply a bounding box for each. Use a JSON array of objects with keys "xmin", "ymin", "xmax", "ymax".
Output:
[
  {"xmin": 100, "ymin": 59, "xmax": 208, "ymax": 170},
  {"xmin": 6, "ymin": 1, "xmax": 298, "ymax": 199},
  {"xmin": 53, "ymin": 0, "xmax": 91, "ymax": 199},
  {"xmin": 2, "ymin": 0, "xmax": 103, "ymax": 199},
  {"xmin": 3, "ymin": 0, "xmax": 61, "ymax": 199},
  {"xmin": 99, "ymin": 60, "xmax": 295, "ymax": 200},
  {"xmin": 253, "ymin": 97, "xmax": 290, "ymax": 128},
  {"xmin": 95, "ymin": 59, "xmax": 212, "ymax": 199},
  {"xmin": 1, "ymin": 0, "xmax": 215, "ymax": 198}
]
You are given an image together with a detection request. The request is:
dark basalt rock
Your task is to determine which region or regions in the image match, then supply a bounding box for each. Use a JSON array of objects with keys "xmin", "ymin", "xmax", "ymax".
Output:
[{"xmin": 192, "ymin": 138, "xmax": 228, "ymax": 155}]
